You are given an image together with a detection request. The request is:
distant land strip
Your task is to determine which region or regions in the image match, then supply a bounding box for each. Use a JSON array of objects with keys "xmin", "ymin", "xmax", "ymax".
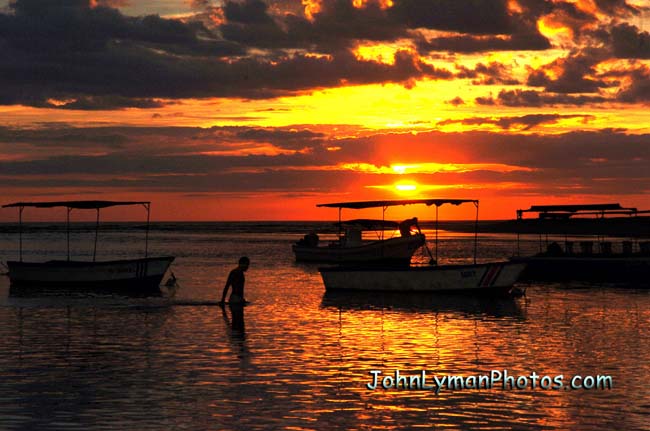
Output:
[{"xmin": 428, "ymin": 217, "xmax": 650, "ymax": 237}]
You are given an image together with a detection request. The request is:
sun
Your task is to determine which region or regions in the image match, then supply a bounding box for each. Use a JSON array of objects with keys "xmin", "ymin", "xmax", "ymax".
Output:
[
  {"xmin": 394, "ymin": 181, "xmax": 418, "ymax": 195},
  {"xmin": 395, "ymin": 183, "xmax": 416, "ymax": 191}
]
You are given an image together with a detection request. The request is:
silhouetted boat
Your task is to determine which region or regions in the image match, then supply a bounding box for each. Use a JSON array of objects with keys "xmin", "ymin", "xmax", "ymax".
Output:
[
  {"xmin": 318, "ymin": 199, "xmax": 526, "ymax": 295},
  {"xmin": 510, "ymin": 203, "xmax": 650, "ymax": 283},
  {"xmin": 2, "ymin": 200, "xmax": 174, "ymax": 293},
  {"xmin": 293, "ymin": 216, "xmax": 424, "ymax": 264}
]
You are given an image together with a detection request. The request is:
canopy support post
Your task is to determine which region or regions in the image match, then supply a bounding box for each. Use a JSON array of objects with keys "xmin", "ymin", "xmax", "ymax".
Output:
[
  {"xmin": 381, "ymin": 205, "xmax": 387, "ymax": 257},
  {"xmin": 144, "ymin": 203, "xmax": 150, "ymax": 258},
  {"xmin": 435, "ymin": 204, "xmax": 439, "ymax": 264},
  {"xmin": 516, "ymin": 230, "xmax": 520, "ymax": 257},
  {"xmin": 18, "ymin": 206, "xmax": 24, "ymax": 262},
  {"xmin": 381, "ymin": 206, "xmax": 387, "ymax": 241},
  {"xmin": 93, "ymin": 208, "xmax": 100, "ymax": 262},
  {"xmin": 338, "ymin": 207, "xmax": 342, "ymax": 241},
  {"xmin": 473, "ymin": 201, "xmax": 479, "ymax": 265},
  {"xmin": 67, "ymin": 207, "xmax": 72, "ymax": 261}
]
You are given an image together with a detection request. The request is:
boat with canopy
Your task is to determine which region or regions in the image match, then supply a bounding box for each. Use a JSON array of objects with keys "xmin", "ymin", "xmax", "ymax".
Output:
[
  {"xmin": 511, "ymin": 203, "xmax": 650, "ymax": 282},
  {"xmin": 292, "ymin": 200, "xmax": 427, "ymax": 264},
  {"xmin": 318, "ymin": 199, "xmax": 526, "ymax": 294},
  {"xmin": 2, "ymin": 200, "xmax": 174, "ymax": 292}
]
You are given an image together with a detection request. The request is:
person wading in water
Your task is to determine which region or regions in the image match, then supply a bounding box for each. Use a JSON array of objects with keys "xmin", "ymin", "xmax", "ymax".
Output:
[{"xmin": 219, "ymin": 256, "xmax": 250, "ymax": 305}]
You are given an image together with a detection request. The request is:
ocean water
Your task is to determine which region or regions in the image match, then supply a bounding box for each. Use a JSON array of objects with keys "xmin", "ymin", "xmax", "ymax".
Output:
[{"xmin": 0, "ymin": 223, "xmax": 649, "ymax": 431}]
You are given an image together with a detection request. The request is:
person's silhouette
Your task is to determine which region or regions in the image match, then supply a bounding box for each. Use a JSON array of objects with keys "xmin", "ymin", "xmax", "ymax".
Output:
[{"xmin": 219, "ymin": 256, "xmax": 249, "ymax": 305}]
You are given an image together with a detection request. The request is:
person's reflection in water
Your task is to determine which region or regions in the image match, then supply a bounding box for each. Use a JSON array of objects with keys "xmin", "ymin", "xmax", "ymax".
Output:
[
  {"xmin": 222, "ymin": 303, "xmax": 245, "ymax": 340},
  {"xmin": 220, "ymin": 303, "xmax": 249, "ymax": 363}
]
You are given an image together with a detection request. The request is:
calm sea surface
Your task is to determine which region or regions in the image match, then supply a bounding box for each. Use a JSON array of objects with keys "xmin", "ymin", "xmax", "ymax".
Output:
[{"xmin": 0, "ymin": 222, "xmax": 649, "ymax": 431}]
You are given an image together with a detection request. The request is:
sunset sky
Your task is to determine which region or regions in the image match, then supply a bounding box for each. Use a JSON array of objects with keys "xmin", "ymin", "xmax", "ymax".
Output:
[{"xmin": 1, "ymin": 0, "xmax": 649, "ymax": 221}]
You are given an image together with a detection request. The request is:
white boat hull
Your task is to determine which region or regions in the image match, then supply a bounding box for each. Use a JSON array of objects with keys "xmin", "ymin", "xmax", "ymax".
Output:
[
  {"xmin": 319, "ymin": 262, "xmax": 526, "ymax": 294},
  {"xmin": 293, "ymin": 234, "xmax": 425, "ymax": 264},
  {"xmin": 7, "ymin": 256, "xmax": 175, "ymax": 291}
]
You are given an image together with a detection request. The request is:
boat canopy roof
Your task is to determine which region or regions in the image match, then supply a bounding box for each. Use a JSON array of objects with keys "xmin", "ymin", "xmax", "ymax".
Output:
[
  {"xmin": 339, "ymin": 219, "xmax": 400, "ymax": 230},
  {"xmin": 317, "ymin": 198, "xmax": 477, "ymax": 209},
  {"xmin": 3, "ymin": 200, "xmax": 150, "ymax": 209},
  {"xmin": 517, "ymin": 203, "xmax": 638, "ymax": 219}
]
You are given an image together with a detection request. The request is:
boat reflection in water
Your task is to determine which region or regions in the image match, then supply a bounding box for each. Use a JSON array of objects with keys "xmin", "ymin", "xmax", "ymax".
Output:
[
  {"xmin": 7, "ymin": 281, "xmax": 167, "ymax": 299},
  {"xmin": 321, "ymin": 290, "xmax": 526, "ymax": 319}
]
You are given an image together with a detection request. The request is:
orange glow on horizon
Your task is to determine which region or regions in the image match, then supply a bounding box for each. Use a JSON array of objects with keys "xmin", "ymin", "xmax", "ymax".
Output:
[
  {"xmin": 341, "ymin": 163, "xmax": 535, "ymax": 174},
  {"xmin": 3, "ymin": 190, "xmax": 650, "ymax": 221}
]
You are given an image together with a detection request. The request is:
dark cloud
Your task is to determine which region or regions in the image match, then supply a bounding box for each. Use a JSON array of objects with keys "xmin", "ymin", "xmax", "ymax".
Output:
[
  {"xmin": 414, "ymin": 1, "xmax": 551, "ymax": 55},
  {"xmin": 1, "ymin": 0, "xmax": 238, "ymax": 53},
  {"xmin": 220, "ymin": 0, "xmax": 408, "ymax": 51},
  {"xmin": 474, "ymin": 95, "xmax": 495, "ymax": 105},
  {"xmin": 416, "ymin": 32, "xmax": 550, "ymax": 53},
  {"xmin": 95, "ymin": 0, "xmax": 129, "ymax": 7},
  {"xmin": 389, "ymin": 0, "xmax": 513, "ymax": 35},
  {"xmin": 593, "ymin": 0, "xmax": 640, "ymax": 15},
  {"xmin": 606, "ymin": 23, "xmax": 650, "ymax": 59},
  {"xmin": 526, "ymin": 50, "xmax": 611, "ymax": 94},
  {"xmin": 517, "ymin": 17, "xmax": 650, "ymax": 107},
  {"xmin": 0, "ymin": 1, "xmax": 462, "ymax": 106},
  {"xmin": 1, "ymin": 44, "xmax": 453, "ymax": 105},
  {"xmin": 616, "ymin": 67, "xmax": 650, "ymax": 103},
  {"xmin": 477, "ymin": 89, "xmax": 608, "ymax": 107},
  {"xmin": 447, "ymin": 96, "xmax": 464, "ymax": 106},
  {"xmin": 224, "ymin": 0, "xmax": 275, "ymax": 23},
  {"xmin": 219, "ymin": 0, "xmax": 541, "ymax": 53},
  {"xmin": 47, "ymin": 96, "xmax": 165, "ymax": 110},
  {"xmin": 220, "ymin": 0, "xmax": 296, "ymax": 48},
  {"xmin": 0, "ymin": 0, "xmax": 647, "ymax": 110},
  {"xmin": 437, "ymin": 114, "xmax": 595, "ymax": 130},
  {"xmin": 0, "ymin": 124, "xmax": 330, "ymax": 155},
  {"xmin": 307, "ymin": 0, "xmax": 407, "ymax": 44},
  {"xmin": 228, "ymin": 127, "xmax": 326, "ymax": 150},
  {"xmin": 411, "ymin": 0, "xmax": 639, "ymax": 56},
  {"xmin": 0, "ymin": 0, "xmax": 247, "ymax": 106},
  {"xmin": 455, "ymin": 62, "xmax": 519, "ymax": 85},
  {"xmin": 212, "ymin": 49, "xmax": 455, "ymax": 95},
  {"xmin": 0, "ymin": 126, "xmax": 129, "ymax": 148},
  {"xmin": 0, "ymin": 169, "xmax": 367, "ymax": 195}
]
